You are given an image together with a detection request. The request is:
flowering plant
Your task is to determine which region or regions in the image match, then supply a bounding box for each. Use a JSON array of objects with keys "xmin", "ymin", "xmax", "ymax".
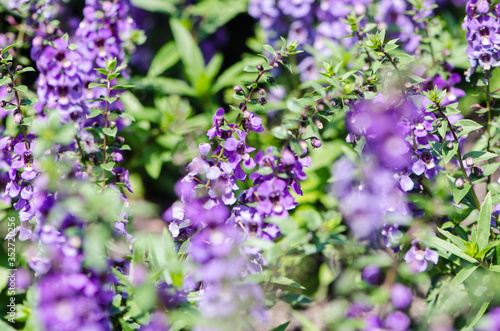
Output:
[{"xmin": 2, "ymin": 0, "xmax": 500, "ymax": 331}]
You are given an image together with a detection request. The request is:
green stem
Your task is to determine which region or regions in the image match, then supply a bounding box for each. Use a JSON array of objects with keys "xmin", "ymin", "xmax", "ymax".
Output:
[{"xmin": 437, "ymin": 104, "xmax": 481, "ymax": 210}]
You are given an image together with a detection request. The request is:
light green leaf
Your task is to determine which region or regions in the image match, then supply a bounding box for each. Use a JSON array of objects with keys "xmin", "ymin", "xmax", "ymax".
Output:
[
  {"xmin": 147, "ymin": 41, "xmax": 179, "ymax": 77},
  {"xmin": 454, "ymin": 119, "xmax": 483, "ymax": 137},
  {"xmin": 170, "ymin": 18, "xmax": 204, "ymax": 86},
  {"xmin": 425, "ymin": 236, "xmax": 478, "ymax": 263},
  {"xmin": 477, "ymin": 192, "xmax": 492, "ymax": 252},
  {"xmin": 463, "ymin": 151, "xmax": 498, "ymax": 163}
]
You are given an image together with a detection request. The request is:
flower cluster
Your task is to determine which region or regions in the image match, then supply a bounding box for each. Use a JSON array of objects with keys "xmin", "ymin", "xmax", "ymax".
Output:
[{"xmin": 464, "ymin": 0, "xmax": 500, "ymax": 79}]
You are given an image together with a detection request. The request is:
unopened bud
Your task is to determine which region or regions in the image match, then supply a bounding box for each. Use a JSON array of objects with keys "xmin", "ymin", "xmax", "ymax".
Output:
[
  {"xmin": 473, "ymin": 166, "xmax": 484, "ymax": 177},
  {"xmin": 442, "ymin": 49, "xmax": 451, "ymax": 58},
  {"xmin": 110, "ymin": 121, "xmax": 116, "ymax": 128},
  {"xmin": 446, "ymin": 141, "xmax": 454, "ymax": 149},
  {"xmin": 233, "ymin": 85, "xmax": 243, "ymax": 94},
  {"xmin": 470, "ymin": 104, "xmax": 483, "ymax": 111},
  {"xmin": 258, "ymin": 88, "xmax": 266, "ymax": 96},
  {"xmin": 116, "ymin": 136, "xmax": 125, "ymax": 145},
  {"xmin": 311, "ymin": 137, "xmax": 322, "ymax": 148},
  {"xmin": 268, "ymin": 76, "xmax": 275, "ymax": 84},
  {"xmin": 14, "ymin": 113, "xmax": 22, "ymax": 124},
  {"xmin": 455, "ymin": 126, "xmax": 463, "ymax": 133},
  {"xmin": 313, "ymin": 118, "xmax": 323, "ymax": 130},
  {"xmin": 15, "ymin": 65, "xmax": 23, "ymax": 71},
  {"xmin": 6, "ymin": 86, "xmax": 12, "ymax": 93},
  {"xmin": 393, "ymin": 57, "xmax": 399, "ymax": 64},
  {"xmin": 436, "ymin": 119, "xmax": 443, "ymax": 127},
  {"xmin": 259, "ymin": 97, "xmax": 267, "ymax": 105},
  {"xmin": 455, "ymin": 178, "xmax": 464, "ymax": 188},
  {"xmin": 92, "ymin": 121, "xmax": 99, "ymax": 128},
  {"xmin": 256, "ymin": 64, "xmax": 263, "ymax": 71},
  {"xmin": 273, "ymin": 62, "xmax": 279, "ymax": 68},
  {"xmin": 299, "ymin": 140, "xmax": 308, "ymax": 151},
  {"xmin": 465, "ymin": 156, "xmax": 474, "ymax": 167}
]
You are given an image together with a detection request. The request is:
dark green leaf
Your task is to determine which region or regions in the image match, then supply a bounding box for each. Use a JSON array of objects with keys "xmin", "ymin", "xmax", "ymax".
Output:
[{"xmin": 270, "ymin": 321, "xmax": 290, "ymax": 331}]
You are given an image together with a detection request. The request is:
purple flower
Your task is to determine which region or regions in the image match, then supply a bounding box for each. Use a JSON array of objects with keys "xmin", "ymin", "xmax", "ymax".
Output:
[
  {"xmin": 391, "ymin": 284, "xmax": 413, "ymax": 310},
  {"xmin": 362, "ymin": 265, "xmax": 385, "ymax": 286},
  {"xmin": 404, "ymin": 240, "xmax": 439, "ymax": 273}
]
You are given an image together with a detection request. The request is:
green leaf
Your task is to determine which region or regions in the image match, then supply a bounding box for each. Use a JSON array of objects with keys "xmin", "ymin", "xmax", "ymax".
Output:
[
  {"xmin": 481, "ymin": 162, "xmax": 500, "ymax": 177},
  {"xmin": 466, "ymin": 299, "xmax": 491, "ymax": 330},
  {"xmin": 448, "ymin": 264, "xmax": 479, "ymax": 294},
  {"xmin": 102, "ymin": 127, "xmax": 117, "ymax": 138},
  {"xmin": 425, "ymin": 236, "xmax": 478, "ymax": 263},
  {"xmin": 454, "ymin": 119, "xmax": 483, "ymax": 137},
  {"xmin": 119, "ymin": 113, "xmax": 135, "ymax": 122},
  {"xmin": 15, "ymin": 66, "xmax": 35, "ymax": 74},
  {"xmin": 88, "ymin": 82, "xmax": 106, "ymax": 89},
  {"xmin": 475, "ymin": 241, "xmax": 500, "ymax": 259},
  {"xmin": 436, "ymin": 227, "xmax": 467, "ymax": 252},
  {"xmin": 443, "ymin": 141, "xmax": 458, "ymax": 164},
  {"xmin": 112, "ymin": 85, "xmax": 135, "ymax": 90},
  {"xmin": 147, "ymin": 41, "xmax": 180, "ymax": 77},
  {"xmin": 263, "ymin": 44, "xmax": 277, "ymax": 57},
  {"xmin": 477, "ymin": 192, "xmax": 492, "ymax": 253},
  {"xmin": 243, "ymin": 65, "xmax": 259, "ymax": 73},
  {"xmin": 88, "ymin": 108, "xmax": 103, "ymax": 118},
  {"xmin": 257, "ymin": 167, "xmax": 273, "ymax": 176},
  {"xmin": 270, "ymin": 321, "xmax": 290, "ymax": 331},
  {"xmin": 270, "ymin": 277, "xmax": 305, "ymax": 290},
  {"xmin": 408, "ymin": 74, "xmax": 426, "ymax": 84},
  {"xmin": 170, "ymin": 18, "xmax": 205, "ymax": 87},
  {"xmin": 100, "ymin": 162, "xmax": 116, "ymax": 172},
  {"xmin": 437, "ymin": 119, "xmax": 448, "ymax": 140},
  {"xmin": 1, "ymin": 44, "xmax": 17, "ymax": 55},
  {"xmin": 136, "ymin": 77, "xmax": 197, "ymax": 97},
  {"xmin": 463, "ymin": 151, "xmax": 498, "ymax": 163},
  {"xmin": 14, "ymin": 85, "xmax": 27, "ymax": 93},
  {"xmin": 450, "ymin": 179, "xmax": 471, "ymax": 205},
  {"xmin": 145, "ymin": 152, "xmax": 163, "ymax": 179},
  {"xmin": 272, "ymin": 126, "xmax": 288, "ymax": 140}
]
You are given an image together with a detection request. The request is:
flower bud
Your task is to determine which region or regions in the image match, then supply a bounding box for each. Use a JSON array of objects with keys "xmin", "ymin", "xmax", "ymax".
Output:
[
  {"xmin": 311, "ymin": 137, "xmax": 322, "ymax": 148},
  {"xmin": 258, "ymin": 88, "xmax": 266, "ymax": 96},
  {"xmin": 299, "ymin": 140, "xmax": 308, "ymax": 151},
  {"xmin": 465, "ymin": 157, "xmax": 474, "ymax": 167},
  {"xmin": 259, "ymin": 97, "xmax": 267, "ymax": 105},
  {"xmin": 473, "ymin": 166, "xmax": 484, "ymax": 177},
  {"xmin": 14, "ymin": 113, "xmax": 22, "ymax": 124},
  {"xmin": 313, "ymin": 118, "xmax": 323, "ymax": 130},
  {"xmin": 15, "ymin": 65, "xmax": 23, "ymax": 71},
  {"xmin": 455, "ymin": 178, "xmax": 464, "ymax": 188},
  {"xmin": 6, "ymin": 86, "xmax": 12, "ymax": 93},
  {"xmin": 233, "ymin": 85, "xmax": 243, "ymax": 94},
  {"xmin": 446, "ymin": 141, "xmax": 454, "ymax": 149},
  {"xmin": 116, "ymin": 136, "xmax": 125, "ymax": 145},
  {"xmin": 273, "ymin": 62, "xmax": 279, "ymax": 68},
  {"xmin": 436, "ymin": 119, "xmax": 443, "ymax": 127},
  {"xmin": 470, "ymin": 104, "xmax": 484, "ymax": 112},
  {"xmin": 256, "ymin": 64, "xmax": 263, "ymax": 71},
  {"xmin": 455, "ymin": 126, "xmax": 463, "ymax": 133},
  {"xmin": 92, "ymin": 121, "xmax": 99, "ymax": 128}
]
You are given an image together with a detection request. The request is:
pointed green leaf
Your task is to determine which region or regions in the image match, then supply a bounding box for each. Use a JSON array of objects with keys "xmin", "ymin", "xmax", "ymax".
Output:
[
  {"xmin": 147, "ymin": 40, "xmax": 179, "ymax": 77},
  {"xmin": 425, "ymin": 236, "xmax": 478, "ymax": 263},
  {"xmin": 477, "ymin": 192, "xmax": 492, "ymax": 252},
  {"xmin": 170, "ymin": 18, "xmax": 204, "ymax": 86}
]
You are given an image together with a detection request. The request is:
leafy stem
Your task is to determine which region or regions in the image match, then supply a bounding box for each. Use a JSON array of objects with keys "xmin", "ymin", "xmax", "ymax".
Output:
[{"xmin": 436, "ymin": 103, "xmax": 481, "ymax": 210}]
